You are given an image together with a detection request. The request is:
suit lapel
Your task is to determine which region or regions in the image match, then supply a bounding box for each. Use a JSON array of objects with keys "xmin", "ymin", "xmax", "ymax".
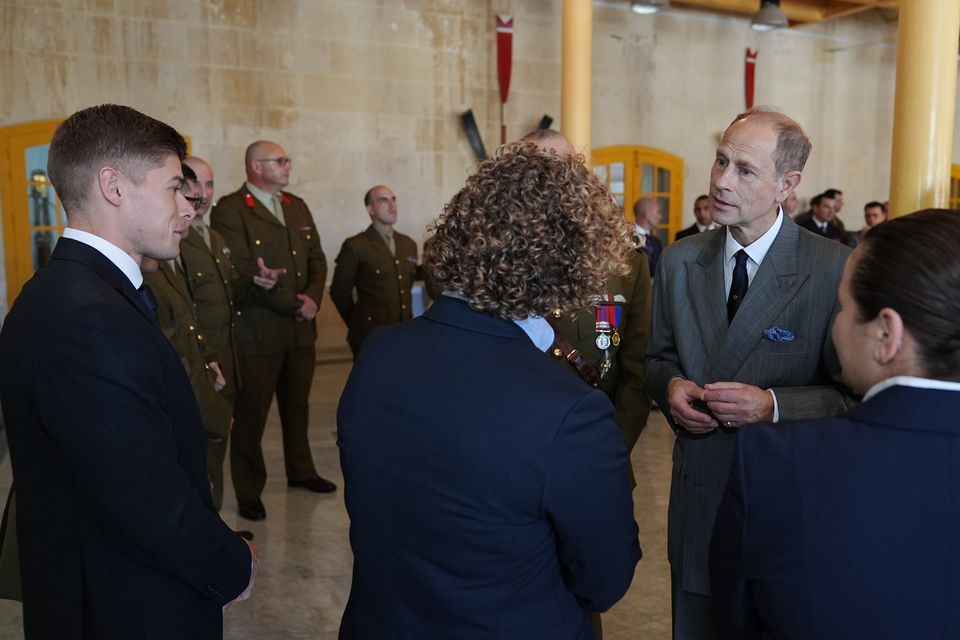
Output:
[
  {"xmin": 686, "ymin": 234, "xmax": 728, "ymax": 368},
  {"xmin": 364, "ymin": 225, "xmax": 393, "ymax": 259},
  {"xmin": 160, "ymin": 260, "xmax": 192, "ymax": 302},
  {"xmin": 242, "ymin": 186, "xmax": 284, "ymax": 228},
  {"xmin": 710, "ymin": 218, "xmax": 807, "ymax": 381},
  {"xmin": 52, "ymin": 238, "xmax": 155, "ymax": 326}
]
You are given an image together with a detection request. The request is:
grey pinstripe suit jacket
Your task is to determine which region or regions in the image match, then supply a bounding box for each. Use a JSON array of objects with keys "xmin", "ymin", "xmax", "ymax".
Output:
[{"xmin": 645, "ymin": 215, "xmax": 852, "ymax": 595}]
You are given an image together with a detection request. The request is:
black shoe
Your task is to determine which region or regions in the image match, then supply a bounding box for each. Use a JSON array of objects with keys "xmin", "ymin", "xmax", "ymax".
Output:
[
  {"xmin": 238, "ymin": 498, "xmax": 266, "ymax": 521},
  {"xmin": 287, "ymin": 475, "xmax": 337, "ymax": 493},
  {"xmin": 236, "ymin": 530, "xmax": 255, "ymax": 541}
]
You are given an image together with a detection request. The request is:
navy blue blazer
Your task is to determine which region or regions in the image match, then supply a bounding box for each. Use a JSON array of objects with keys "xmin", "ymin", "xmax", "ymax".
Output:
[
  {"xmin": 337, "ymin": 296, "xmax": 641, "ymax": 639},
  {"xmin": 711, "ymin": 384, "xmax": 960, "ymax": 640},
  {"xmin": 0, "ymin": 238, "xmax": 251, "ymax": 639}
]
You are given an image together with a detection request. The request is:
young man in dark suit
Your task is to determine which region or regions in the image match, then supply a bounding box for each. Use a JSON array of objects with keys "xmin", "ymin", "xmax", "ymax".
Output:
[
  {"xmin": 330, "ymin": 184, "xmax": 420, "ymax": 356},
  {"xmin": 0, "ymin": 104, "xmax": 256, "ymax": 639},
  {"xmin": 675, "ymin": 194, "xmax": 716, "ymax": 241}
]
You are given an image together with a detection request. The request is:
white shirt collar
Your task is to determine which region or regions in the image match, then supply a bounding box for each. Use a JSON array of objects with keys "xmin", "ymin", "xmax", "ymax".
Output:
[
  {"xmin": 442, "ymin": 291, "xmax": 555, "ymax": 352},
  {"xmin": 512, "ymin": 315, "xmax": 555, "ymax": 352},
  {"xmin": 697, "ymin": 223, "xmax": 715, "ymax": 233},
  {"xmin": 724, "ymin": 207, "xmax": 784, "ymax": 268},
  {"xmin": 63, "ymin": 228, "xmax": 143, "ymax": 288},
  {"xmin": 863, "ymin": 375, "xmax": 960, "ymax": 402},
  {"xmin": 634, "ymin": 224, "xmax": 651, "ymax": 237}
]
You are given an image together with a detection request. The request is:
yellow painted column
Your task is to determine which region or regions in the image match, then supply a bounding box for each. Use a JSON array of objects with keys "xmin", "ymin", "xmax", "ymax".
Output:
[
  {"xmin": 561, "ymin": 0, "xmax": 592, "ymax": 159},
  {"xmin": 888, "ymin": 0, "xmax": 960, "ymax": 217}
]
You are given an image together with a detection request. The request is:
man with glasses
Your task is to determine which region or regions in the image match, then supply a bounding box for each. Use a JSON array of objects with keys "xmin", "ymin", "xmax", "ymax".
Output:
[{"xmin": 211, "ymin": 140, "xmax": 333, "ymax": 523}]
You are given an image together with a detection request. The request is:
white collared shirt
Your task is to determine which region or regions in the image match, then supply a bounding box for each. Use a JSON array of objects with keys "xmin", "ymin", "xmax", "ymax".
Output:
[
  {"xmin": 63, "ymin": 228, "xmax": 143, "ymax": 289},
  {"xmin": 721, "ymin": 208, "xmax": 785, "ymax": 422},
  {"xmin": 697, "ymin": 223, "xmax": 716, "ymax": 233},
  {"xmin": 863, "ymin": 375, "xmax": 960, "ymax": 402},
  {"xmin": 723, "ymin": 207, "xmax": 784, "ymax": 295}
]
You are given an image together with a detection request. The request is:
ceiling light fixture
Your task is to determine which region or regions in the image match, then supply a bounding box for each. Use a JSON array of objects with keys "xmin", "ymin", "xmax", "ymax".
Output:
[
  {"xmin": 630, "ymin": 0, "xmax": 670, "ymax": 15},
  {"xmin": 751, "ymin": 0, "xmax": 789, "ymax": 31}
]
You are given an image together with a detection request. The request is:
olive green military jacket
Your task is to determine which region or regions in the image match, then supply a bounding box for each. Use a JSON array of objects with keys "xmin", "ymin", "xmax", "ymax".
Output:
[
  {"xmin": 330, "ymin": 225, "xmax": 418, "ymax": 353},
  {"xmin": 553, "ymin": 251, "xmax": 652, "ymax": 452},
  {"xmin": 179, "ymin": 224, "xmax": 241, "ymax": 403},
  {"xmin": 144, "ymin": 262, "xmax": 232, "ymax": 441},
  {"xmin": 210, "ymin": 186, "xmax": 327, "ymax": 357}
]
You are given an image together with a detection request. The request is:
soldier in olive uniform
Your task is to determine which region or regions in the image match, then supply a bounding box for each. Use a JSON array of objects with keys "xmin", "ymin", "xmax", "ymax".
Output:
[
  {"xmin": 143, "ymin": 256, "xmax": 233, "ymax": 457},
  {"xmin": 330, "ymin": 185, "xmax": 419, "ymax": 357},
  {"xmin": 550, "ymin": 251, "xmax": 653, "ymax": 457},
  {"xmin": 211, "ymin": 140, "xmax": 334, "ymax": 523},
  {"xmin": 181, "ymin": 156, "xmax": 242, "ymax": 510}
]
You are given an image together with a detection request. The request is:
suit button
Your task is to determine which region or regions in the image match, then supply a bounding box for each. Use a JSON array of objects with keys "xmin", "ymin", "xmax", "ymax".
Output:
[
  {"xmin": 375, "ymin": 269, "xmax": 380, "ymax": 275},
  {"xmin": 552, "ymin": 309, "xmax": 563, "ymax": 319},
  {"xmin": 306, "ymin": 234, "xmax": 311, "ymax": 240},
  {"xmin": 215, "ymin": 259, "xmax": 220, "ymax": 264},
  {"xmin": 552, "ymin": 347, "xmax": 563, "ymax": 359},
  {"xmin": 237, "ymin": 311, "xmax": 242, "ymax": 316},
  {"xmin": 255, "ymin": 240, "xmax": 261, "ymax": 246},
  {"xmin": 401, "ymin": 304, "xmax": 406, "ymax": 310},
  {"xmin": 395, "ymin": 259, "xmax": 400, "ymax": 265},
  {"xmin": 291, "ymin": 250, "xmax": 297, "ymax": 256},
  {"xmin": 196, "ymin": 272, "xmax": 202, "ymax": 277},
  {"xmin": 188, "ymin": 325, "xmax": 195, "ymax": 331},
  {"xmin": 398, "ymin": 275, "xmax": 403, "ymax": 280},
  {"xmin": 296, "ymin": 272, "xmax": 302, "ymax": 277}
]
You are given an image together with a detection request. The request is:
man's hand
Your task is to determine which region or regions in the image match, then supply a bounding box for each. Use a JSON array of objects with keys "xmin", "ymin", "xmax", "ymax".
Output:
[
  {"xmin": 253, "ymin": 256, "xmax": 285, "ymax": 290},
  {"xmin": 224, "ymin": 537, "xmax": 260, "ymax": 612},
  {"xmin": 668, "ymin": 377, "xmax": 719, "ymax": 434},
  {"xmin": 296, "ymin": 293, "xmax": 318, "ymax": 321},
  {"xmin": 702, "ymin": 381, "xmax": 774, "ymax": 428},
  {"xmin": 208, "ymin": 361, "xmax": 226, "ymax": 392}
]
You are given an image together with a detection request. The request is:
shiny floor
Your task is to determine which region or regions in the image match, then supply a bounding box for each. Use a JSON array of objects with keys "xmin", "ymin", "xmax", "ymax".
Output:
[{"xmin": 0, "ymin": 350, "xmax": 675, "ymax": 639}]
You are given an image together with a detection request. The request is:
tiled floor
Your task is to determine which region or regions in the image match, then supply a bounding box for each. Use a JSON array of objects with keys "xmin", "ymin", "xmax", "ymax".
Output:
[{"xmin": 0, "ymin": 350, "xmax": 675, "ymax": 639}]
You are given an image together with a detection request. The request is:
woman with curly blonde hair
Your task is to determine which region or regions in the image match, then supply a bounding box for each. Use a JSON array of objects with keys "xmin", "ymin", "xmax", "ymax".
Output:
[{"xmin": 337, "ymin": 139, "xmax": 641, "ymax": 640}]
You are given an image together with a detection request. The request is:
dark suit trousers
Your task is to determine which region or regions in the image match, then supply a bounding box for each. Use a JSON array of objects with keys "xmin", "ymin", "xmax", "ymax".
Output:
[
  {"xmin": 672, "ymin": 572, "xmax": 719, "ymax": 640},
  {"xmin": 231, "ymin": 346, "xmax": 317, "ymax": 501}
]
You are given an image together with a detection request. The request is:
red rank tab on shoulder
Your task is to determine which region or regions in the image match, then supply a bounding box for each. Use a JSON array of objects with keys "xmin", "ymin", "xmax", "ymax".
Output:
[
  {"xmin": 281, "ymin": 193, "xmax": 292, "ymax": 205},
  {"xmin": 243, "ymin": 193, "xmax": 255, "ymax": 208}
]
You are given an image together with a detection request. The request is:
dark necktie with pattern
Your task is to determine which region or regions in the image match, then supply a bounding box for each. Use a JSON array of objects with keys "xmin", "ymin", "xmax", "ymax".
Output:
[
  {"xmin": 727, "ymin": 250, "xmax": 749, "ymax": 323},
  {"xmin": 138, "ymin": 284, "xmax": 159, "ymax": 324}
]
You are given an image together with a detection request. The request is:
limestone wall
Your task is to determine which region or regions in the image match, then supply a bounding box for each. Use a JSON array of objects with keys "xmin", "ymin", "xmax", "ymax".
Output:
[{"xmin": 0, "ymin": 0, "xmax": 941, "ymax": 319}]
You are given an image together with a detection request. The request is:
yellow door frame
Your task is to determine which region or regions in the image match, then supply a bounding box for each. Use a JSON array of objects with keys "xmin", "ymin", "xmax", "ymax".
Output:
[
  {"xmin": 1, "ymin": 120, "xmax": 63, "ymax": 303},
  {"xmin": 950, "ymin": 164, "xmax": 960, "ymax": 210},
  {"xmin": 592, "ymin": 145, "xmax": 684, "ymax": 243}
]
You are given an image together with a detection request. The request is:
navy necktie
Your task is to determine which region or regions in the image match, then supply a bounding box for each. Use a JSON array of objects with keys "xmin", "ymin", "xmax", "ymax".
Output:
[
  {"xmin": 727, "ymin": 250, "xmax": 749, "ymax": 323},
  {"xmin": 138, "ymin": 284, "xmax": 159, "ymax": 324}
]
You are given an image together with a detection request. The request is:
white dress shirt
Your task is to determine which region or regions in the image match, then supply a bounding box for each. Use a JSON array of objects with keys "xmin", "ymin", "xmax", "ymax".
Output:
[{"xmin": 63, "ymin": 228, "xmax": 142, "ymax": 289}]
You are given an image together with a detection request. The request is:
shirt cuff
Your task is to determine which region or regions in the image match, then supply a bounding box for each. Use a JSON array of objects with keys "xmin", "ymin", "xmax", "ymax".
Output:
[{"xmin": 767, "ymin": 388, "xmax": 780, "ymax": 422}]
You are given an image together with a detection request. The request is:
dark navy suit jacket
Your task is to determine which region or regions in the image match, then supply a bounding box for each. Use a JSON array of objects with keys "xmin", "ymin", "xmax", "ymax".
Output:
[
  {"xmin": 0, "ymin": 239, "xmax": 250, "ymax": 639},
  {"xmin": 337, "ymin": 296, "xmax": 641, "ymax": 639},
  {"xmin": 711, "ymin": 383, "xmax": 960, "ymax": 640}
]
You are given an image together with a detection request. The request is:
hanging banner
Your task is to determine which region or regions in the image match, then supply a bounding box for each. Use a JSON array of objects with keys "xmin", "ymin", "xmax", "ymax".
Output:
[
  {"xmin": 745, "ymin": 48, "xmax": 758, "ymax": 110},
  {"xmin": 496, "ymin": 15, "xmax": 514, "ymax": 144}
]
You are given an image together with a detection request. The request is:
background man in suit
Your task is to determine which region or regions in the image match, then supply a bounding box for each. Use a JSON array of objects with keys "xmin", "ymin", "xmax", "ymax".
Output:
[
  {"xmin": 712, "ymin": 209, "xmax": 960, "ymax": 640},
  {"xmin": 675, "ymin": 194, "xmax": 716, "ymax": 241},
  {"xmin": 211, "ymin": 140, "xmax": 334, "ymax": 522},
  {"xmin": 180, "ymin": 155, "xmax": 242, "ymax": 510},
  {"xmin": 0, "ymin": 104, "xmax": 255, "ymax": 638},
  {"xmin": 645, "ymin": 108, "xmax": 851, "ymax": 640},
  {"xmin": 798, "ymin": 192, "xmax": 843, "ymax": 240},
  {"xmin": 633, "ymin": 197, "xmax": 663, "ymax": 276},
  {"xmin": 330, "ymin": 185, "xmax": 419, "ymax": 356}
]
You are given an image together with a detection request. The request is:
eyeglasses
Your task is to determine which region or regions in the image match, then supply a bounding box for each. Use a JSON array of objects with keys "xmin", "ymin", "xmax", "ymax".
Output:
[
  {"xmin": 257, "ymin": 157, "xmax": 292, "ymax": 167},
  {"xmin": 184, "ymin": 195, "xmax": 204, "ymax": 211}
]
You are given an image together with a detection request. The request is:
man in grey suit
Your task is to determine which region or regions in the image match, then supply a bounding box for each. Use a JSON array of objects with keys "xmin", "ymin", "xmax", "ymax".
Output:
[{"xmin": 645, "ymin": 108, "xmax": 851, "ymax": 640}]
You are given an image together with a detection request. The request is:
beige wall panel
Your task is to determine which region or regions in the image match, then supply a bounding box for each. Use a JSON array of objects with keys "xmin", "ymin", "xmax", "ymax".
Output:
[{"xmin": 0, "ymin": 0, "xmax": 939, "ymax": 319}]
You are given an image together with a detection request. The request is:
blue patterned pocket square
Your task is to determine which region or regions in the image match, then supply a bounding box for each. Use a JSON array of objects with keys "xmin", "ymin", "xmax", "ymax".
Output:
[{"xmin": 763, "ymin": 327, "xmax": 796, "ymax": 342}]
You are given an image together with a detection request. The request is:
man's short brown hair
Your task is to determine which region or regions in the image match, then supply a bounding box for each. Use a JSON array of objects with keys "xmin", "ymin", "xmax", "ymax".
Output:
[
  {"xmin": 48, "ymin": 104, "xmax": 186, "ymax": 216},
  {"xmin": 729, "ymin": 107, "xmax": 811, "ymax": 178}
]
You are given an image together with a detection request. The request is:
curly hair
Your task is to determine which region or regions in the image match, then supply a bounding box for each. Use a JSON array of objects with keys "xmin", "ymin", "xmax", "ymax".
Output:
[{"xmin": 425, "ymin": 142, "xmax": 633, "ymax": 321}]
